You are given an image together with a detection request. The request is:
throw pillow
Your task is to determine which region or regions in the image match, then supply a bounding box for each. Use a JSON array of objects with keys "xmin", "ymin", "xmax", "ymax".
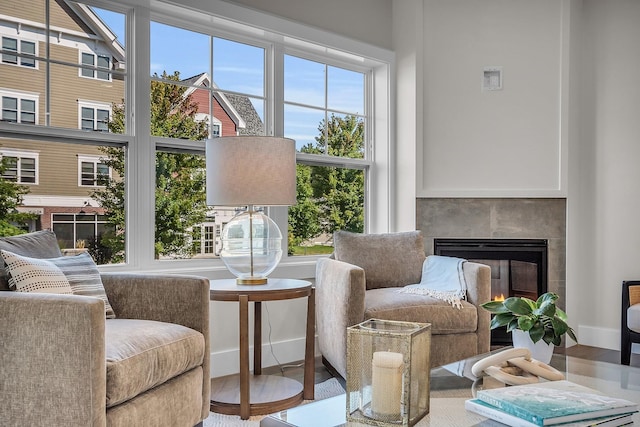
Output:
[
  {"xmin": 53, "ymin": 251, "xmax": 116, "ymax": 319},
  {"xmin": 1, "ymin": 249, "xmax": 73, "ymax": 295},
  {"xmin": 1, "ymin": 250, "xmax": 116, "ymax": 318}
]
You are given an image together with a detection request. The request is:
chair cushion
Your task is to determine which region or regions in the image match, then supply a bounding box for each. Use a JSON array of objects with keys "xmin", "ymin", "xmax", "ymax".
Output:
[
  {"xmin": 365, "ymin": 287, "xmax": 478, "ymax": 334},
  {"xmin": 0, "ymin": 231, "xmax": 63, "ymax": 291},
  {"xmin": 105, "ymin": 319, "xmax": 205, "ymax": 408},
  {"xmin": 628, "ymin": 304, "xmax": 640, "ymax": 333},
  {"xmin": 333, "ymin": 231, "xmax": 426, "ymax": 290}
]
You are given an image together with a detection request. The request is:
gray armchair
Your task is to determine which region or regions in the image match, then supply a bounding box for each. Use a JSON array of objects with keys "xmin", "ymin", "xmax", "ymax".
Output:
[
  {"xmin": 0, "ymin": 231, "xmax": 210, "ymax": 427},
  {"xmin": 315, "ymin": 231, "xmax": 491, "ymax": 378}
]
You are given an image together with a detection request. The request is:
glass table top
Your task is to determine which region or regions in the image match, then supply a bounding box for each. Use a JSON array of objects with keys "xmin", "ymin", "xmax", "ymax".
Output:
[{"xmin": 261, "ymin": 350, "xmax": 640, "ymax": 427}]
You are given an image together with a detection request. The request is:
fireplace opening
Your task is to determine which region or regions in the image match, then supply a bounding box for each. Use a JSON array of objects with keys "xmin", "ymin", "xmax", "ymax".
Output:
[{"xmin": 433, "ymin": 238, "xmax": 548, "ymax": 345}]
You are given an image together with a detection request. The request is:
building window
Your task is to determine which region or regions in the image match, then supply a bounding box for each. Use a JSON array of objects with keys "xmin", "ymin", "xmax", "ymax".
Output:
[
  {"xmin": 1, "ymin": 95, "xmax": 37, "ymax": 124},
  {"xmin": 0, "ymin": 151, "xmax": 38, "ymax": 184},
  {"xmin": 80, "ymin": 52, "xmax": 111, "ymax": 80},
  {"xmin": 52, "ymin": 213, "xmax": 114, "ymax": 251},
  {"xmin": 79, "ymin": 103, "xmax": 110, "ymax": 132},
  {"xmin": 1, "ymin": 36, "xmax": 36, "ymax": 68},
  {"xmin": 79, "ymin": 156, "xmax": 110, "ymax": 187}
]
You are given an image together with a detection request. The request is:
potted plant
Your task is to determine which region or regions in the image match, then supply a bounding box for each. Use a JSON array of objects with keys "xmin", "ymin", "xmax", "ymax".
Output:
[{"xmin": 481, "ymin": 292, "xmax": 577, "ymax": 363}]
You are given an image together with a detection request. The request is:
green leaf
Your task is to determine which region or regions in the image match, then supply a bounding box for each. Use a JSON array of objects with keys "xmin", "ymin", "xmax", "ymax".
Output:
[
  {"xmin": 528, "ymin": 326, "xmax": 545, "ymax": 343},
  {"xmin": 481, "ymin": 300, "xmax": 509, "ymax": 313},
  {"xmin": 517, "ymin": 316, "xmax": 535, "ymax": 331},
  {"xmin": 503, "ymin": 297, "xmax": 534, "ymax": 315},
  {"xmin": 490, "ymin": 313, "xmax": 515, "ymax": 329},
  {"xmin": 534, "ymin": 299, "xmax": 557, "ymax": 317}
]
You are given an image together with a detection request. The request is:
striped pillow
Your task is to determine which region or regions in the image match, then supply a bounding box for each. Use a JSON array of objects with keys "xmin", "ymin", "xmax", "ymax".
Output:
[
  {"xmin": 1, "ymin": 250, "xmax": 115, "ymax": 318},
  {"xmin": 1, "ymin": 249, "xmax": 73, "ymax": 295}
]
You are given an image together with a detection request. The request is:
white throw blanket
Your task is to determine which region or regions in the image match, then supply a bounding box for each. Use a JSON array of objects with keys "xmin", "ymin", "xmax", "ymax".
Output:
[{"xmin": 398, "ymin": 255, "xmax": 467, "ymax": 309}]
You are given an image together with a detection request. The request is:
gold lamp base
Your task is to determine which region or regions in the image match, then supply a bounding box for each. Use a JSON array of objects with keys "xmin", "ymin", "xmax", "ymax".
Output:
[{"xmin": 237, "ymin": 277, "xmax": 268, "ymax": 285}]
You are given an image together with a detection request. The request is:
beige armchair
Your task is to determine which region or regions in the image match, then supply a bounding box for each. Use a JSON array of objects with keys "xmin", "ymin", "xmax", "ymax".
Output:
[
  {"xmin": 0, "ymin": 231, "xmax": 210, "ymax": 427},
  {"xmin": 315, "ymin": 231, "xmax": 491, "ymax": 378}
]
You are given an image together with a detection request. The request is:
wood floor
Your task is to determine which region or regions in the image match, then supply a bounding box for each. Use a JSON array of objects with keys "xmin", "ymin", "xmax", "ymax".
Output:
[{"xmin": 262, "ymin": 345, "xmax": 640, "ymax": 385}]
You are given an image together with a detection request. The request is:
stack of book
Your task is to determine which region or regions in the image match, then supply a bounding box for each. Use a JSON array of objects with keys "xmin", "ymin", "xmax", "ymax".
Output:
[{"xmin": 465, "ymin": 380, "xmax": 638, "ymax": 427}]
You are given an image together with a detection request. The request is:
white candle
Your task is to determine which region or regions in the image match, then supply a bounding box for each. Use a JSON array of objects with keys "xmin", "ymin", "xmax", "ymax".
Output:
[{"xmin": 371, "ymin": 351, "xmax": 403, "ymax": 419}]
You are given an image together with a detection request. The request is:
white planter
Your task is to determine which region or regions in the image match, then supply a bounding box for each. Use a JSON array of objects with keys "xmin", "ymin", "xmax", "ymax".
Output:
[{"xmin": 511, "ymin": 329, "xmax": 554, "ymax": 364}]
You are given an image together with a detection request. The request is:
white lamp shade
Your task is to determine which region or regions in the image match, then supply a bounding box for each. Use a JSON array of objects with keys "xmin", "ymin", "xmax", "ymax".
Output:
[{"xmin": 205, "ymin": 136, "xmax": 297, "ymax": 206}]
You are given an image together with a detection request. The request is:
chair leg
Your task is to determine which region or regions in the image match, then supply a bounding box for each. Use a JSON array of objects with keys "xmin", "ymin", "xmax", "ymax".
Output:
[{"xmin": 621, "ymin": 328, "xmax": 631, "ymax": 365}]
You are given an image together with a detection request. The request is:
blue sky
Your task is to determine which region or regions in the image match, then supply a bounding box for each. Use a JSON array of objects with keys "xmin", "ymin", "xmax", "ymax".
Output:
[{"xmin": 95, "ymin": 7, "xmax": 363, "ymax": 149}]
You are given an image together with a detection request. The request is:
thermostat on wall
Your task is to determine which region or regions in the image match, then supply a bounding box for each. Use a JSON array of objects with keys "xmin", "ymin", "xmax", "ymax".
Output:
[{"xmin": 483, "ymin": 67, "xmax": 503, "ymax": 91}]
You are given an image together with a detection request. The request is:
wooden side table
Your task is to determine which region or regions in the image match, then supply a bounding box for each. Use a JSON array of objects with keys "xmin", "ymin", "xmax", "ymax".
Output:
[{"xmin": 209, "ymin": 278, "xmax": 315, "ymax": 420}]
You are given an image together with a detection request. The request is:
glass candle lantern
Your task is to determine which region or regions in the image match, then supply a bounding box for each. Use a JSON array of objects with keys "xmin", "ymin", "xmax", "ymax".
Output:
[{"xmin": 346, "ymin": 319, "xmax": 431, "ymax": 427}]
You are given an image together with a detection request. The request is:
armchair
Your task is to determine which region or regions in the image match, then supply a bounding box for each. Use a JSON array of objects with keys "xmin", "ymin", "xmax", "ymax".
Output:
[
  {"xmin": 0, "ymin": 231, "xmax": 210, "ymax": 427},
  {"xmin": 315, "ymin": 231, "xmax": 491, "ymax": 379},
  {"xmin": 622, "ymin": 280, "xmax": 640, "ymax": 365}
]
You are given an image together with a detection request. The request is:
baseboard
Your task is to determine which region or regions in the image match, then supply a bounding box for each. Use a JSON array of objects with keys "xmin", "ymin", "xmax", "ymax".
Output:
[
  {"xmin": 576, "ymin": 325, "xmax": 639, "ymax": 353},
  {"xmin": 210, "ymin": 336, "xmax": 320, "ymax": 378}
]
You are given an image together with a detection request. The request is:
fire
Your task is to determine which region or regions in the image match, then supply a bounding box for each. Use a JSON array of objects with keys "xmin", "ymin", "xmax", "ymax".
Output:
[{"xmin": 493, "ymin": 294, "xmax": 505, "ymax": 302}]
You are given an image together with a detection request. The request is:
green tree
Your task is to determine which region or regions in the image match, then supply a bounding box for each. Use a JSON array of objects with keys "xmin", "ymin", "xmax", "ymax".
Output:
[
  {"xmin": 0, "ymin": 157, "xmax": 36, "ymax": 236},
  {"xmin": 93, "ymin": 71, "xmax": 209, "ymax": 261},
  {"xmin": 288, "ymin": 165, "xmax": 321, "ymax": 252},
  {"xmin": 289, "ymin": 114, "xmax": 364, "ymax": 246}
]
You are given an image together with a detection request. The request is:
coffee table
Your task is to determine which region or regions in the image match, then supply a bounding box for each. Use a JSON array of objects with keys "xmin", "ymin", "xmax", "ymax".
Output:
[{"xmin": 261, "ymin": 350, "xmax": 640, "ymax": 426}]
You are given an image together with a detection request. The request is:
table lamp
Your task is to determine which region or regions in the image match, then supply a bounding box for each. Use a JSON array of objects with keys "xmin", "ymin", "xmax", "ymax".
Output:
[{"xmin": 205, "ymin": 136, "xmax": 296, "ymax": 284}]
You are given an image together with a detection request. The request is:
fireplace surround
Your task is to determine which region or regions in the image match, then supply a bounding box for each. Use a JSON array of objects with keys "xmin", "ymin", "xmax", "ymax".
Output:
[{"xmin": 416, "ymin": 197, "xmax": 566, "ymax": 345}]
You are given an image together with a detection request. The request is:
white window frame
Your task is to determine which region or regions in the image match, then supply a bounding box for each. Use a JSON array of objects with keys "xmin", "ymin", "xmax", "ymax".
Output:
[
  {"xmin": 78, "ymin": 100, "xmax": 111, "ymax": 132},
  {"xmin": 78, "ymin": 50, "xmax": 112, "ymax": 81},
  {"xmin": 78, "ymin": 154, "xmax": 111, "ymax": 187},
  {"xmin": 1, "ymin": 35, "xmax": 38, "ymax": 69},
  {"xmin": 0, "ymin": 89, "xmax": 39, "ymax": 124},
  {"xmin": 0, "ymin": 149, "xmax": 39, "ymax": 184},
  {"xmin": 0, "ymin": 0, "xmax": 393, "ymax": 279}
]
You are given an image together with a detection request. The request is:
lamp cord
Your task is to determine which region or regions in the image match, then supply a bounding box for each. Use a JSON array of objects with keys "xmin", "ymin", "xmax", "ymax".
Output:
[{"xmin": 264, "ymin": 303, "xmax": 304, "ymax": 375}]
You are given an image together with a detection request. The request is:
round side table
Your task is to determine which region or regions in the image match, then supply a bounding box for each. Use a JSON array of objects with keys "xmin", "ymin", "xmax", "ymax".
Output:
[{"xmin": 209, "ymin": 278, "xmax": 315, "ymax": 420}]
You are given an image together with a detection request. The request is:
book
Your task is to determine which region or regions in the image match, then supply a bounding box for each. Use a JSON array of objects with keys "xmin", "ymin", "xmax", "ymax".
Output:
[
  {"xmin": 475, "ymin": 380, "xmax": 638, "ymax": 426},
  {"xmin": 465, "ymin": 398, "xmax": 636, "ymax": 427}
]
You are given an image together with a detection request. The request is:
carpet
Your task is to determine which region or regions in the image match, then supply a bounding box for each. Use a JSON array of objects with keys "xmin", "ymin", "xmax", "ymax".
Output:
[{"xmin": 203, "ymin": 377, "xmax": 345, "ymax": 427}]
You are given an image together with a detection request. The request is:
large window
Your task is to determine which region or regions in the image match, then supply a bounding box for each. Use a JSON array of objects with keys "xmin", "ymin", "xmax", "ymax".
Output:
[{"xmin": 0, "ymin": 0, "xmax": 391, "ymax": 274}]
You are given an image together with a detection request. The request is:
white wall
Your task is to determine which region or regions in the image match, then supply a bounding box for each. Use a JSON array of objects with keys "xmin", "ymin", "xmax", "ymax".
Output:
[
  {"xmin": 218, "ymin": 0, "xmax": 393, "ymax": 50},
  {"xmin": 397, "ymin": 0, "xmax": 640, "ymax": 351},
  {"xmin": 418, "ymin": 0, "xmax": 566, "ymax": 198},
  {"xmin": 567, "ymin": 0, "xmax": 640, "ymax": 349}
]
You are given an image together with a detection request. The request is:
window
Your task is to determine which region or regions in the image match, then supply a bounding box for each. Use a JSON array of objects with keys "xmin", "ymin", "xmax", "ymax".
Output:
[
  {"xmin": 1, "ymin": 36, "xmax": 36, "ymax": 68},
  {"xmin": 51, "ymin": 213, "xmax": 115, "ymax": 253},
  {"xmin": 0, "ymin": 0, "xmax": 392, "ymax": 274},
  {"xmin": 0, "ymin": 151, "xmax": 38, "ymax": 184},
  {"xmin": 80, "ymin": 52, "xmax": 111, "ymax": 80},
  {"xmin": 78, "ymin": 156, "xmax": 110, "ymax": 187},
  {"xmin": 79, "ymin": 102, "xmax": 110, "ymax": 132},
  {"xmin": 1, "ymin": 93, "xmax": 37, "ymax": 124}
]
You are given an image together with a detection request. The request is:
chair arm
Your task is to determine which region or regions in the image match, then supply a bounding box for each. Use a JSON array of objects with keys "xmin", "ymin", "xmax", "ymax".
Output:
[
  {"xmin": 0, "ymin": 292, "xmax": 106, "ymax": 426},
  {"xmin": 101, "ymin": 273, "xmax": 211, "ymax": 419},
  {"xmin": 315, "ymin": 258, "xmax": 366, "ymax": 378},
  {"xmin": 462, "ymin": 261, "xmax": 492, "ymax": 355}
]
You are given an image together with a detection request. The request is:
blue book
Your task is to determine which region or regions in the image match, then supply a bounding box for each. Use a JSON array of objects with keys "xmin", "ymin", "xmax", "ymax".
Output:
[
  {"xmin": 475, "ymin": 380, "xmax": 638, "ymax": 426},
  {"xmin": 466, "ymin": 398, "xmax": 636, "ymax": 427}
]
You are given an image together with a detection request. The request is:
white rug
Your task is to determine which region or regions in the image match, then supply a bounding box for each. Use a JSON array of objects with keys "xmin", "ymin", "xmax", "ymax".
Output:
[{"xmin": 204, "ymin": 377, "xmax": 344, "ymax": 427}]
